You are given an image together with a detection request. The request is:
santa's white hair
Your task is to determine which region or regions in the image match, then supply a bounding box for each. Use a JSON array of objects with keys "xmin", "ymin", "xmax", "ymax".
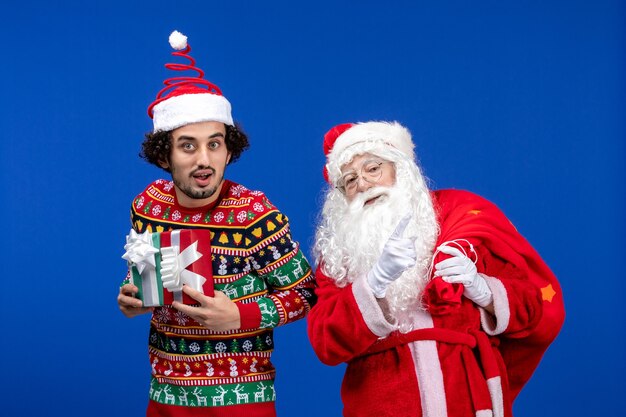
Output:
[{"xmin": 314, "ymin": 139, "xmax": 439, "ymax": 329}]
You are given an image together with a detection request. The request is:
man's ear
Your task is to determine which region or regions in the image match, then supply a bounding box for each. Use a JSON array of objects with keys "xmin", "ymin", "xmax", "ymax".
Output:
[
  {"xmin": 158, "ymin": 159, "xmax": 170, "ymax": 171},
  {"xmin": 226, "ymin": 152, "xmax": 232, "ymax": 165}
]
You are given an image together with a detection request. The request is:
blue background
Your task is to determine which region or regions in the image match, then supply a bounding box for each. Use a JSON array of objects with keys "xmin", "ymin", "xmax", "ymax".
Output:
[{"xmin": 1, "ymin": 1, "xmax": 623, "ymax": 415}]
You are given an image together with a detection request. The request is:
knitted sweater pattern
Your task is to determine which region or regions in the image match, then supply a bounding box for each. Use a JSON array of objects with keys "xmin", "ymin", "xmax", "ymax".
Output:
[{"xmin": 127, "ymin": 179, "xmax": 316, "ymax": 411}]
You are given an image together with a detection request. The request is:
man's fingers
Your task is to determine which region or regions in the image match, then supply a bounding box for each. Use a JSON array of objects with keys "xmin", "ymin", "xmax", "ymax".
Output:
[
  {"xmin": 181, "ymin": 284, "xmax": 206, "ymax": 301},
  {"xmin": 172, "ymin": 286, "xmax": 215, "ymax": 314},
  {"xmin": 118, "ymin": 293, "xmax": 144, "ymax": 308},
  {"xmin": 171, "ymin": 301, "xmax": 197, "ymax": 318},
  {"xmin": 120, "ymin": 283, "xmax": 139, "ymax": 296}
]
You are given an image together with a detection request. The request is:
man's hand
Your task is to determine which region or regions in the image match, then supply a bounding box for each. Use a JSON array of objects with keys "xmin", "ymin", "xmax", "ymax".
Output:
[
  {"xmin": 118, "ymin": 283, "xmax": 153, "ymax": 318},
  {"xmin": 434, "ymin": 245, "xmax": 493, "ymax": 308},
  {"xmin": 367, "ymin": 214, "xmax": 417, "ymax": 298},
  {"xmin": 172, "ymin": 286, "xmax": 241, "ymax": 332}
]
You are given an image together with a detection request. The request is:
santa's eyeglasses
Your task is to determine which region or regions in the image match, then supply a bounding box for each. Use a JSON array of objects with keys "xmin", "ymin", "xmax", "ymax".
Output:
[{"xmin": 336, "ymin": 159, "xmax": 389, "ymax": 195}]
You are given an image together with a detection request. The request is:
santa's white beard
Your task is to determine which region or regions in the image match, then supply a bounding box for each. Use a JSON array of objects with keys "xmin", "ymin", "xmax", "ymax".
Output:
[{"xmin": 314, "ymin": 159, "xmax": 439, "ymax": 330}]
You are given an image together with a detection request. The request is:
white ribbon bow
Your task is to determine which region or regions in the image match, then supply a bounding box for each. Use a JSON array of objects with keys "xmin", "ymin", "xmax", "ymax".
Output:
[
  {"xmin": 160, "ymin": 239, "xmax": 206, "ymax": 293},
  {"xmin": 122, "ymin": 229, "xmax": 159, "ymax": 274}
]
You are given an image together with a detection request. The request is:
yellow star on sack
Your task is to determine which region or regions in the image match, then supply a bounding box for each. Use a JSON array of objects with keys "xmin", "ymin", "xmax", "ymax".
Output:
[{"xmin": 541, "ymin": 284, "xmax": 557, "ymax": 302}]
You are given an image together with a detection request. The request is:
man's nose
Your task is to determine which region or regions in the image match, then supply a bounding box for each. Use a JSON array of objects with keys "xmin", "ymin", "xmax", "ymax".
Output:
[
  {"xmin": 196, "ymin": 147, "xmax": 211, "ymax": 166},
  {"xmin": 355, "ymin": 175, "xmax": 373, "ymax": 193}
]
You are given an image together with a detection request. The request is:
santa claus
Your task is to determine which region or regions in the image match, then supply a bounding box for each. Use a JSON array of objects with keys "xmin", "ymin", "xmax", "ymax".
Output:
[{"xmin": 307, "ymin": 121, "xmax": 564, "ymax": 417}]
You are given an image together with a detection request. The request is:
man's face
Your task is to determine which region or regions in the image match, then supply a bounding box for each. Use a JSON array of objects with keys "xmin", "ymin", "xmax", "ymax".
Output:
[
  {"xmin": 160, "ymin": 121, "xmax": 231, "ymax": 208},
  {"xmin": 339, "ymin": 153, "xmax": 396, "ymax": 204}
]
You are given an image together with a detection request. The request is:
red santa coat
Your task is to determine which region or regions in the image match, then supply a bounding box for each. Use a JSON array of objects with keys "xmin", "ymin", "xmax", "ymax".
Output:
[{"xmin": 307, "ymin": 190, "xmax": 565, "ymax": 417}]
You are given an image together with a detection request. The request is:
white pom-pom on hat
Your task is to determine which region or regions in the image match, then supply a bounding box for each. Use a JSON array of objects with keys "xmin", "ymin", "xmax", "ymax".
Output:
[
  {"xmin": 169, "ymin": 30, "xmax": 188, "ymax": 50},
  {"xmin": 149, "ymin": 29, "xmax": 234, "ymax": 131}
]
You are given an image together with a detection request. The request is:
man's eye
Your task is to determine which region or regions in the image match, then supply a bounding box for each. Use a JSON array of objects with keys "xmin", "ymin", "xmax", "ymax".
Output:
[
  {"xmin": 209, "ymin": 141, "xmax": 220, "ymax": 149},
  {"xmin": 366, "ymin": 165, "xmax": 381, "ymax": 174},
  {"xmin": 182, "ymin": 143, "xmax": 194, "ymax": 150},
  {"xmin": 345, "ymin": 176, "xmax": 357, "ymax": 186}
]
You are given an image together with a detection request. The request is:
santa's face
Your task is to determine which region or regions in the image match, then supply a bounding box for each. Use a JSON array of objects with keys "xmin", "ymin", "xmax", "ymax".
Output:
[
  {"xmin": 316, "ymin": 148, "xmax": 439, "ymax": 327},
  {"xmin": 326, "ymin": 153, "xmax": 411, "ymax": 280},
  {"xmin": 339, "ymin": 153, "xmax": 396, "ymax": 204}
]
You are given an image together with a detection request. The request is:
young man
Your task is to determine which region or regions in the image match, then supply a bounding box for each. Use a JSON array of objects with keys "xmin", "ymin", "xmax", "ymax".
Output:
[
  {"xmin": 118, "ymin": 31, "xmax": 316, "ymax": 417},
  {"xmin": 307, "ymin": 121, "xmax": 564, "ymax": 417}
]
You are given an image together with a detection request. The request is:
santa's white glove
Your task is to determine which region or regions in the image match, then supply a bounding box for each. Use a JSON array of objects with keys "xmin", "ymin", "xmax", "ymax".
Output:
[
  {"xmin": 434, "ymin": 245, "xmax": 493, "ymax": 308},
  {"xmin": 367, "ymin": 214, "xmax": 416, "ymax": 298}
]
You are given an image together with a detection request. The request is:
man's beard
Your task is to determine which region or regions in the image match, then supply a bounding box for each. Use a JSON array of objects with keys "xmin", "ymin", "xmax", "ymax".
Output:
[
  {"xmin": 314, "ymin": 159, "xmax": 439, "ymax": 328},
  {"xmin": 172, "ymin": 166, "xmax": 221, "ymax": 200}
]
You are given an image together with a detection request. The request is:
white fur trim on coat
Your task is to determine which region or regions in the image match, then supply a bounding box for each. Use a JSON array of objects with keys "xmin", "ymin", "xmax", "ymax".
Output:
[
  {"xmin": 409, "ymin": 310, "xmax": 448, "ymax": 417},
  {"xmin": 326, "ymin": 121, "xmax": 414, "ymax": 167},
  {"xmin": 479, "ymin": 274, "xmax": 510, "ymax": 336},
  {"xmin": 487, "ymin": 376, "xmax": 504, "ymax": 417},
  {"xmin": 152, "ymin": 93, "xmax": 234, "ymax": 132},
  {"xmin": 351, "ymin": 275, "xmax": 397, "ymax": 337}
]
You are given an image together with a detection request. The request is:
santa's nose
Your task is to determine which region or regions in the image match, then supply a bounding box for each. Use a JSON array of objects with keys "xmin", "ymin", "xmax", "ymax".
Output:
[{"xmin": 355, "ymin": 176, "xmax": 374, "ymax": 193}]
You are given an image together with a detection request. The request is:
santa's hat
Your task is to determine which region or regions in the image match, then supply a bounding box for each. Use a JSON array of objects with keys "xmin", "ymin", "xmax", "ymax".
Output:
[
  {"xmin": 323, "ymin": 121, "xmax": 415, "ymax": 183},
  {"xmin": 148, "ymin": 30, "xmax": 233, "ymax": 132}
]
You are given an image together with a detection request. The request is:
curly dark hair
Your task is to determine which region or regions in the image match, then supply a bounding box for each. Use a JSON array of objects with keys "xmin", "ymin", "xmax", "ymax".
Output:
[{"xmin": 140, "ymin": 122, "xmax": 250, "ymax": 172}]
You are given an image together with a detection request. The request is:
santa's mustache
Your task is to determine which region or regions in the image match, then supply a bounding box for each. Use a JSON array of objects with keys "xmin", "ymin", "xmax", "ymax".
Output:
[{"xmin": 348, "ymin": 186, "xmax": 392, "ymax": 214}]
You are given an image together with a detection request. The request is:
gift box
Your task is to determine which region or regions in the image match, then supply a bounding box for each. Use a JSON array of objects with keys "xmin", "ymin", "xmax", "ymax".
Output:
[{"xmin": 122, "ymin": 229, "xmax": 214, "ymax": 306}]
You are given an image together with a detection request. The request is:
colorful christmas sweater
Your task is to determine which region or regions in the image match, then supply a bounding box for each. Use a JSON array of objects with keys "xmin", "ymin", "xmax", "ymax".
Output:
[{"xmin": 125, "ymin": 179, "xmax": 317, "ymax": 417}]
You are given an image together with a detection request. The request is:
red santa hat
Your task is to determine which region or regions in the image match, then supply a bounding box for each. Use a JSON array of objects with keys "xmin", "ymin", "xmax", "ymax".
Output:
[
  {"xmin": 148, "ymin": 30, "xmax": 234, "ymax": 132},
  {"xmin": 323, "ymin": 121, "xmax": 415, "ymax": 183}
]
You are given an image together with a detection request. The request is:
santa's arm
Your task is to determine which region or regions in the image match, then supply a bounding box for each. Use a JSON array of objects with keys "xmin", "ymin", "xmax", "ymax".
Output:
[
  {"xmin": 307, "ymin": 267, "xmax": 396, "ymax": 366},
  {"xmin": 476, "ymin": 253, "xmax": 543, "ymax": 337}
]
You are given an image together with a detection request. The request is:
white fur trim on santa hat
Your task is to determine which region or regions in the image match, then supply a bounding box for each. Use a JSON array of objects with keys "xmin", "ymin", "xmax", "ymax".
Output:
[
  {"xmin": 326, "ymin": 121, "xmax": 415, "ymax": 183},
  {"xmin": 152, "ymin": 93, "xmax": 234, "ymax": 132},
  {"xmin": 328, "ymin": 121, "xmax": 414, "ymax": 162}
]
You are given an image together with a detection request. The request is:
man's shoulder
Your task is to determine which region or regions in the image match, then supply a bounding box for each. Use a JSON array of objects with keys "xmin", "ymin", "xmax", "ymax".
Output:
[
  {"xmin": 221, "ymin": 181, "xmax": 277, "ymax": 212},
  {"xmin": 132, "ymin": 179, "xmax": 176, "ymax": 207}
]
